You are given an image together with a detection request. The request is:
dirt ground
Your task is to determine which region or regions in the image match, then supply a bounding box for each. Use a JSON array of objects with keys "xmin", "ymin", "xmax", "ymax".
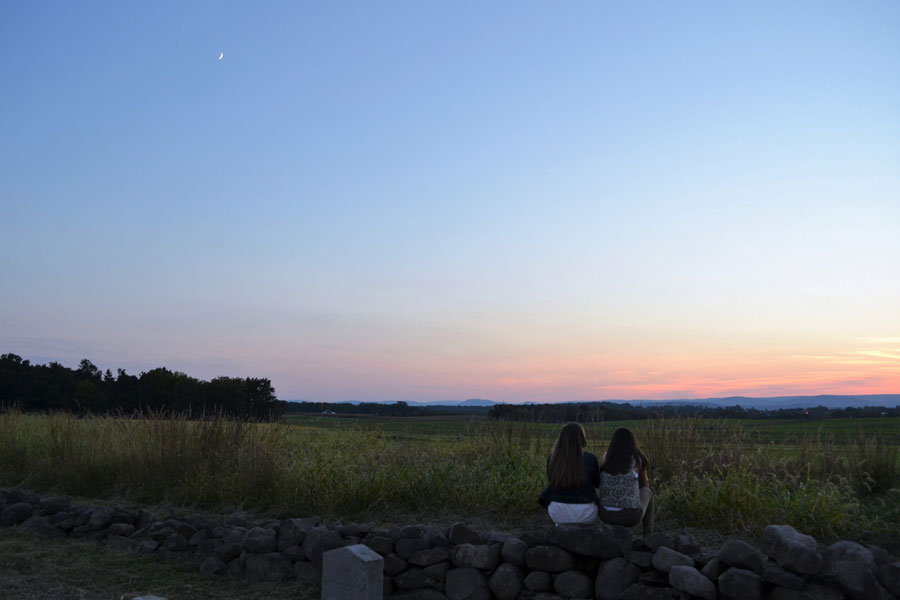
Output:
[{"xmin": 0, "ymin": 528, "xmax": 313, "ymax": 600}]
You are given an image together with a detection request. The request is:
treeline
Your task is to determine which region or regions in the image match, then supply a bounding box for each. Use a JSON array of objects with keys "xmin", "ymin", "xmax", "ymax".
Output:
[
  {"xmin": 285, "ymin": 401, "xmax": 433, "ymax": 417},
  {"xmin": 0, "ymin": 353, "xmax": 287, "ymax": 420},
  {"xmin": 487, "ymin": 401, "xmax": 900, "ymax": 422}
]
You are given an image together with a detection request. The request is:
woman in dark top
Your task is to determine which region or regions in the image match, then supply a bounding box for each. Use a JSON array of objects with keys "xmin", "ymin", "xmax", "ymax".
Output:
[
  {"xmin": 597, "ymin": 427, "xmax": 653, "ymax": 537},
  {"xmin": 539, "ymin": 422, "xmax": 601, "ymax": 524}
]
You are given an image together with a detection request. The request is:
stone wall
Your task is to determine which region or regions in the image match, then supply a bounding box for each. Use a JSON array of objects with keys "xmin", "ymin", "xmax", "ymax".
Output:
[{"xmin": 2, "ymin": 487, "xmax": 898, "ymax": 600}]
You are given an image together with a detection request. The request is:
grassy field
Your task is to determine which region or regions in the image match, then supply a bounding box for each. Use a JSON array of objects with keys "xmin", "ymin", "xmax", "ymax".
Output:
[
  {"xmin": 285, "ymin": 413, "xmax": 900, "ymax": 443},
  {"xmin": 1, "ymin": 411, "xmax": 898, "ymax": 544}
]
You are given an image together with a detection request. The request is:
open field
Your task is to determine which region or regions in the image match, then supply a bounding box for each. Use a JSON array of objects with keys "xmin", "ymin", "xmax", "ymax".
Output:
[
  {"xmin": 286, "ymin": 413, "xmax": 900, "ymax": 443},
  {"xmin": 1, "ymin": 411, "xmax": 898, "ymax": 546}
]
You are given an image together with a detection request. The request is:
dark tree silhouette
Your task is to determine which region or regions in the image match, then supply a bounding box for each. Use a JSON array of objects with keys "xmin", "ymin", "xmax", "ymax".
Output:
[{"xmin": 0, "ymin": 353, "xmax": 286, "ymax": 420}]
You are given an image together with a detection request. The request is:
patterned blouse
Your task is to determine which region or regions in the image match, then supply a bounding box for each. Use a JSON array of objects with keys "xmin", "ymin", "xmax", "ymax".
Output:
[
  {"xmin": 598, "ymin": 454, "xmax": 642, "ymax": 509},
  {"xmin": 598, "ymin": 470, "xmax": 641, "ymax": 509}
]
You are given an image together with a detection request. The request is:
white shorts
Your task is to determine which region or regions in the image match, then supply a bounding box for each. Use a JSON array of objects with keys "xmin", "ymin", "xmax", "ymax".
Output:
[{"xmin": 548, "ymin": 501, "xmax": 598, "ymax": 525}]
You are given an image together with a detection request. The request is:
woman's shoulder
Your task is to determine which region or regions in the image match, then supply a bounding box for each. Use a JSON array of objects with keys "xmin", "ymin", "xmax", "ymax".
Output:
[{"xmin": 584, "ymin": 451, "xmax": 600, "ymax": 464}]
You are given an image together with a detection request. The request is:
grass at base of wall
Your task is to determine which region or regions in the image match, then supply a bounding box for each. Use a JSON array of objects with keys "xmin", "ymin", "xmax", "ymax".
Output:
[
  {"xmin": 657, "ymin": 468, "xmax": 870, "ymax": 538},
  {"xmin": 0, "ymin": 527, "xmax": 316, "ymax": 600}
]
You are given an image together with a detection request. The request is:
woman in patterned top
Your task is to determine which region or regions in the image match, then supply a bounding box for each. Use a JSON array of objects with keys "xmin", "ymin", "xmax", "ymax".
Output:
[{"xmin": 597, "ymin": 427, "xmax": 653, "ymax": 537}]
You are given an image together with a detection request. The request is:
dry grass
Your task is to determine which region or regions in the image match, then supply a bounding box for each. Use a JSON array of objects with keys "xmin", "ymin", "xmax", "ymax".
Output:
[{"xmin": 0, "ymin": 410, "xmax": 897, "ymax": 539}]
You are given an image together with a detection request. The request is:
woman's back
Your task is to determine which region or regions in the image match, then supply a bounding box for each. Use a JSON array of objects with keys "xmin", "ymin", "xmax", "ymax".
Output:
[
  {"xmin": 541, "ymin": 423, "xmax": 601, "ymax": 524},
  {"xmin": 597, "ymin": 427, "xmax": 654, "ymax": 536},
  {"xmin": 598, "ymin": 460, "xmax": 641, "ymax": 509},
  {"xmin": 543, "ymin": 451, "xmax": 601, "ymax": 504}
]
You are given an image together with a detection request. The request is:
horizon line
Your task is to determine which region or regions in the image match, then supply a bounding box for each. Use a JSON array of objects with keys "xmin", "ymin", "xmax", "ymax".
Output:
[{"xmin": 283, "ymin": 392, "xmax": 900, "ymax": 404}]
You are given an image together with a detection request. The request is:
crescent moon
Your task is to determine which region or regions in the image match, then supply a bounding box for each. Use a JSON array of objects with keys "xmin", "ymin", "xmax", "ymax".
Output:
[{"xmin": 218, "ymin": 52, "xmax": 224, "ymax": 60}]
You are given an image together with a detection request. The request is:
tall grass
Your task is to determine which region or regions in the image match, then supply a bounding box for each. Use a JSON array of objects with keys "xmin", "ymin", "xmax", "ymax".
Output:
[
  {"xmin": 847, "ymin": 428, "xmax": 900, "ymax": 494},
  {"xmin": 635, "ymin": 417, "xmax": 899, "ymax": 537},
  {"xmin": 657, "ymin": 467, "xmax": 863, "ymax": 538},
  {"xmin": 0, "ymin": 410, "xmax": 288, "ymax": 509},
  {"xmin": 0, "ymin": 410, "xmax": 897, "ymax": 539}
]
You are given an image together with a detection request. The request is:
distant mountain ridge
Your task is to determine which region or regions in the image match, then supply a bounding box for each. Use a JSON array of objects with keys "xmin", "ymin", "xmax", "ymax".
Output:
[
  {"xmin": 285, "ymin": 394, "xmax": 899, "ymax": 409},
  {"xmin": 411, "ymin": 398, "xmax": 496, "ymax": 407},
  {"xmin": 659, "ymin": 394, "xmax": 900, "ymax": 410}
]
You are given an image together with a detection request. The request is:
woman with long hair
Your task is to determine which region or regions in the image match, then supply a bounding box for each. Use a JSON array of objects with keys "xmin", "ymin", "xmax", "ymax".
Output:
[
  {"xmin": 597, "ymin": 427, "xmax": 653, "ymax": 537},
  {"xmin": 539, "ymin": 422, "xmax": 601, "ymax": 524}
]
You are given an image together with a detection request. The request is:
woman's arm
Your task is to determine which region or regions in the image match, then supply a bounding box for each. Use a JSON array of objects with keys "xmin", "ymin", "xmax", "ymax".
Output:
[
  {"xmin": 638, "ymin": 458, "xmax": 650, "ymax": 488},
  {"xmin": 588, "ymin": 453, "xmax": 601, "ymax": 488}
]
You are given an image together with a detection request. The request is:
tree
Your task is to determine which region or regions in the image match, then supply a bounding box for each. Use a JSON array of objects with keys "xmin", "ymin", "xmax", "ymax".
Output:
[{"xmin": 77, "ymin": 359, "xmax": 101, "ymax": 382}]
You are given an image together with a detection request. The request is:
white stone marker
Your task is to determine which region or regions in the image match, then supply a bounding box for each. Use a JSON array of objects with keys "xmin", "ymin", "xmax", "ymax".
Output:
[{"xmin": 322, "ymin": 544, "xmax": 383, "ymax": 600}]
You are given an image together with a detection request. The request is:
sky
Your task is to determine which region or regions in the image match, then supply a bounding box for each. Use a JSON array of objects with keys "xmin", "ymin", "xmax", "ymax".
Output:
[{"xmin": 1, "ymin": 1, "xmax": 898, "ymax": 403}]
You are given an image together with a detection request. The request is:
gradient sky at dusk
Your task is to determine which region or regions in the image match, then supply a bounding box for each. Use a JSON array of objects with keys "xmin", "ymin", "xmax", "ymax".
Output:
[{"xmin": 2, "ymin": 1, "xmax": 898, "ymax": 402}]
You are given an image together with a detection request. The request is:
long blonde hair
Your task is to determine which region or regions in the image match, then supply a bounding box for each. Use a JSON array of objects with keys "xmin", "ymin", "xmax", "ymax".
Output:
[{"xmin": 548, "ymin": 422, "xmax": 587, "ymax": 489}]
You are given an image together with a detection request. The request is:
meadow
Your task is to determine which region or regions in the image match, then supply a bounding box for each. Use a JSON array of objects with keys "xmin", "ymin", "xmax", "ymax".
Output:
[{"xmin": 0, "ymin": 410, "xmax": 898, "ymax": 545}]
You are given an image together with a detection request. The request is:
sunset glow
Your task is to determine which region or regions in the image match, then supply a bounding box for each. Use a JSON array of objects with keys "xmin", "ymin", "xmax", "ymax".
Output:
[{"xmin": 1, "ymin": 2, "xmax": 898, "ymax": 403}]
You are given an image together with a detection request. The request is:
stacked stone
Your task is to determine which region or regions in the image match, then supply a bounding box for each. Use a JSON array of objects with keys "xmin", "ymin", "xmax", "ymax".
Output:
[
  {"xmin": 0, "ymin": 486, "xmax": 358, "ymax": 583},
  {"xmin": 363, "ymin": 522, "xmax": 900, "ymax": 600},
  {"xmin": 3, "ymin": 488, "xmax": 900, "ymax": 599}
]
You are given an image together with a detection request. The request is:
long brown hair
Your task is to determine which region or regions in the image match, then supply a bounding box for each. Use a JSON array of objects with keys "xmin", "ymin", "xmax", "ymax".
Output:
[
  {"xmin": 601, "ymin": 427, "xmax": 649, "ymax": 483},
  {"xmin": 548, "ymin": 422, "xmax": 587, "ymax": 489}
]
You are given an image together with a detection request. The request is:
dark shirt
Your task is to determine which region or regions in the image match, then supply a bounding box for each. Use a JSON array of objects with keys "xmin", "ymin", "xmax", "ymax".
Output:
[{"xmin": 539, "ymin": 451, "xmax": 601, "ymax": 506}]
